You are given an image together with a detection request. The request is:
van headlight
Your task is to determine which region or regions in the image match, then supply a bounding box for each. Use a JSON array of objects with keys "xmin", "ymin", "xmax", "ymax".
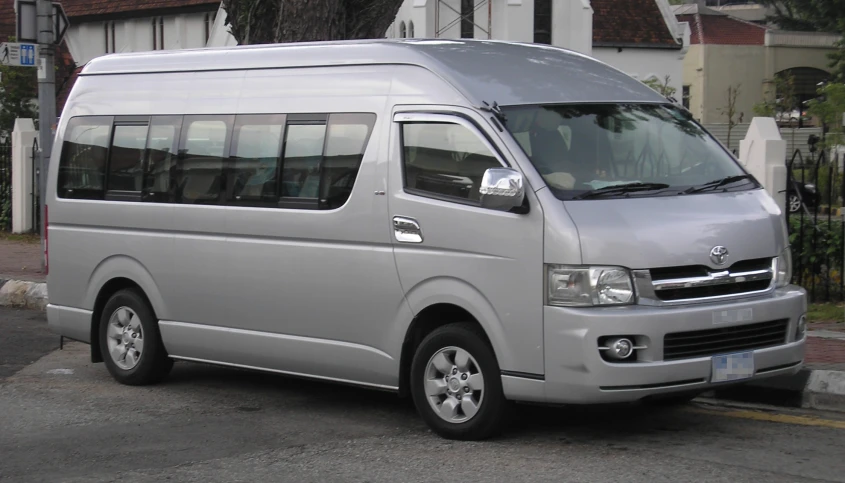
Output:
[
  {"xmin": 776, "ymin": 248, "xmax": 792, "ymax": 287},
  {"xmin": 546, "ymin": 265, "xmax": 635, "ymax": 306}
]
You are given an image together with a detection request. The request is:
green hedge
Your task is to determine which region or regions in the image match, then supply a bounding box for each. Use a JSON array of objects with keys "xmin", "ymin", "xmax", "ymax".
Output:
[{"xmin": 789, "ymin": 216, "xmax": 844, "ymax": 301}]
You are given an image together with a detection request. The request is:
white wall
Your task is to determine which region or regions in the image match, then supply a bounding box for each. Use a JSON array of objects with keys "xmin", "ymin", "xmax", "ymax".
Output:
[
  {"xmin": 387, "ymin": 0, "xmax": 429, "ymax": 38},
  {"xmin": 592, "ymin": 46, "xmax": 685, "ymax": 97},
  {"xmin": 552, "ymin": 0, "xmax": 592, "ymax": 55},
  {"xmin": 66, "ymin": 11, "xmax": 217, "ymax": 65}
]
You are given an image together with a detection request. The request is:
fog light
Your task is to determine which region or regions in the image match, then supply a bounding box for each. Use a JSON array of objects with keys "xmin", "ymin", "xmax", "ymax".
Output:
[
  {"xmin": 607, "ymin": 337, "xmax": 633, "ymax": 360},
  {"xmin": 796, "ymin": 315, "xmax": 807, "ymax": 340}
]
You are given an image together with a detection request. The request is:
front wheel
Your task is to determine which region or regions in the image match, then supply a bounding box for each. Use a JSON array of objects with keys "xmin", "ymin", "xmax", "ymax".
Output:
[
  {"xmin": 99, "ymin": 289, "xmax": 173, "ymax": 386},
  {"xmin": 410, "ymin": 323, "xmax": 509, "ymax": 440},
  {"xmin": 788, "ymin": 194, "xmax": 802, "ymax": 213}
]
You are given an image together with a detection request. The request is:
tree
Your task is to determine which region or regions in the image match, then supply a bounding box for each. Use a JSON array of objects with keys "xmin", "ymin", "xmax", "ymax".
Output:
[
  {"xmin": 717, "ymin": 84, "xmax": 743, "ymax": 149},
  {"xmin": 807, "ymin": 82, "xmax": 845, "ymax": 150},
  {"xmin": 0, "ymin": 60, "xmax": 38, "ymax": 140},
  {"xmin": 221, "ymin": 0, "xmax": 406, "ymax": 45},
  {"xmin": 642, "ymin": 75, "xmax": 677, "ymax": 99},
  {"xmin": 758, "ymin": 0, "xmax": 845, "ymax": 81}
]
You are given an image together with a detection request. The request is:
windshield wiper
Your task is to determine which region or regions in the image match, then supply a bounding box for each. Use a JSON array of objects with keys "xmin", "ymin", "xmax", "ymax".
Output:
[
  {"xmin": 573, "ymin": 182, "xmax": 671, "ymax": 200},
  {"xmin": 683, "ymin": 174, "xmax": 754, "ymax": 194}
]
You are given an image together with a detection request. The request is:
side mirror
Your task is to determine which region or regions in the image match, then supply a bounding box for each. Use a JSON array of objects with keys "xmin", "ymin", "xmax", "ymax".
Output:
[{"xmin": 479, "ymin": 167, "xmax": 525, "ymax": 212}]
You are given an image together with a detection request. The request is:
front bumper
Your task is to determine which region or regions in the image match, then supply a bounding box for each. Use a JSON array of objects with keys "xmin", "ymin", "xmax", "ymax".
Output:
[{"xmin": 502, "ymin": 286, "xmax": 807, "ymax": 404}]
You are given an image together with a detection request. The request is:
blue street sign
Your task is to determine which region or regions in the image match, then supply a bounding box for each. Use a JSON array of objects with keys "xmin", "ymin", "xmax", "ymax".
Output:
[{"xmin": 20, "ymin": 44, "xmax": 35, "ymax": 65}]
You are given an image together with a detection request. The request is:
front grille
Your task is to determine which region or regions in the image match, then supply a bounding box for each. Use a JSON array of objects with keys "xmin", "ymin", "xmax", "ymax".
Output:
[
  {"xmin": 663, "ymin": 319, "xmax": 789, "ymax": 361},
  {"xmin": 650, "ymin": 258, "xmax": 774, "ymax": 302},
  {"xmin": 656, "ymin": 279, "xmax": 771, "ymax": 301}
]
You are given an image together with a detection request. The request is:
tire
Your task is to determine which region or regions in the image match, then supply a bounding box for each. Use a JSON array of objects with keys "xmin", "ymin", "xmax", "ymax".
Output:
[
  {"xmin": 410, "ymin": 323, "xmax": 509, "ymax": 440},
  {"xmin": 99, "ymin": 288, "xmax": 173, "ymax": 386}
]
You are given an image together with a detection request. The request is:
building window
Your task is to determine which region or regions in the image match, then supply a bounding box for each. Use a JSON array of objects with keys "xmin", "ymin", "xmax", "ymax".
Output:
[
  {"xmin": 104, "ymin": 21, "xmax": 116, "ymax": 53},
  {"xmin": 461, "ymin": 0, "xmax": 474, "ymax": 39},
  {"xmin": 152, "ymin": 17, "xmax": 165, "ymax": 50},
  {"xmin": 682, "ymin": 85, "xmax": 691, "ymax": 110},
  {"xmin": 534, "ymin": 0, "xmax": 552, "ymax": 44},
  {"xmin": 408, "ymin": 21, "xmax": 414, "ymax": 38},
  {"xmin": 399, "ymin": 21, "xmax": 407, "ymax": 38},
  {"xmin": 205, "ymin": 12, "xmax": 216, "ymax": 42}
]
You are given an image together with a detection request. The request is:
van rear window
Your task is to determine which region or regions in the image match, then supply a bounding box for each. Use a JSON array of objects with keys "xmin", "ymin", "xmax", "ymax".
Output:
[{"xmin": 57, "ymin": 116, "xmax": 112, "ymax": 199}]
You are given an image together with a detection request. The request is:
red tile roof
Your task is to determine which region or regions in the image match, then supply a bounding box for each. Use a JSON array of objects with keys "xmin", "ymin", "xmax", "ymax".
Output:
[
  {"xmin": 61, "ymin": 0, "xmax": 219, "ymax": 19},
  {"xmin": 592, "ymin": 0, "xmax": 680, "ymax": 48},
  {"xmin": 677, "ymin": 13, "xmax": 768, "ymax": 45}
]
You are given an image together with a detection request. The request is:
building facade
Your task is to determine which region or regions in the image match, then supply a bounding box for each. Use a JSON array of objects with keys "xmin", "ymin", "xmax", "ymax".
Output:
[{"xmin": 676, "ymin": 3, "xmax": 840, "ymax": 124}]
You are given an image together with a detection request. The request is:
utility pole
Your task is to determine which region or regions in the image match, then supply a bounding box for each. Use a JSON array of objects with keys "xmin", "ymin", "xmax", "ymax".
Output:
[{"xmin": 36, "ymin": 0, "xmax": 54, "ymax": 270}]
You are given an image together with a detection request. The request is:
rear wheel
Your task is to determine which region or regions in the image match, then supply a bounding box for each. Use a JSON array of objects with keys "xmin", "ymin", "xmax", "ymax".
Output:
[
  {"xmin": 99, "ymin": 289, "xmax": 173, "ymax": 385},
  {"xmin": 410, "ymin": 323, "xmax": 508, "ymax": 440}
]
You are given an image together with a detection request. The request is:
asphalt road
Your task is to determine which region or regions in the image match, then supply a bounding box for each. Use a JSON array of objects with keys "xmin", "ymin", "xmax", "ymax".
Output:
[{"xmin": 1, "ymin": 307, "xmax": 845, "ymax": 483}]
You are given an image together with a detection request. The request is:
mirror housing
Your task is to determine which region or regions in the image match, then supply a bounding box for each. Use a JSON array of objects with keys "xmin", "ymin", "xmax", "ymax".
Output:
[{"xmin": 479, "ymin": 168, "xmax": 525, "ymax": 212}]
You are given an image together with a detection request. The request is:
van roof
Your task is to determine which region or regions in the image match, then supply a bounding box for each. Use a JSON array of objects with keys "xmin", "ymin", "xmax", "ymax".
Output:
[{"xmin": 80, "ymin": 39, "xmax": 666, "ymax": 107}]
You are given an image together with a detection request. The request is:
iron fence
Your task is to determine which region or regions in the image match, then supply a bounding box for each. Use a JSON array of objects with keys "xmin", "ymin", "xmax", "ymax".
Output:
[
  {"xmin": 31, "ymin": 139, "xmax": 40, "ymax": 234},
  {"xmin": 0, "ymin": 141, "xmax": 12, "ymax": 232},
  {"xmin": 786, "ymin": 148, "xmax": 844, "ymax": 302}
]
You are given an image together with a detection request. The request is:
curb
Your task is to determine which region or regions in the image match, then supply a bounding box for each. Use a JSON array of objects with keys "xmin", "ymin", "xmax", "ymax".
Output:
[
  {"xmin": 0, "ymin": 279, "xmax": 48, "ymax": 311},
  {"xmin": 708, "ymin": 367, "xmax": 845, "ymax": 412}
]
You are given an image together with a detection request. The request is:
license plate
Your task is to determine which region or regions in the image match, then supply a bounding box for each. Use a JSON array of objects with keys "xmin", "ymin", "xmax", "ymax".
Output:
[{"xmin": 711, "ymin": 351, "xmax": 755, "ymax": 383}]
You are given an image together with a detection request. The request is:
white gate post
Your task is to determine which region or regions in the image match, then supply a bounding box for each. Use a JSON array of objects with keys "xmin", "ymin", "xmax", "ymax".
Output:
[
  {"xmin": 739, "ymin": 117, "xmax": 787, "ymax": 214},
  {"xmin": 11, "ymin": 118, "xmax": 39, "ymax": 233}
]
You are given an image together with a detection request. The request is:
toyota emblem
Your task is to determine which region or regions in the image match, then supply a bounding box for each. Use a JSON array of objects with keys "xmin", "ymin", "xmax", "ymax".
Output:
[{"xmin": 710, "ymin": 246, "xmax": 729, "ymax": 265}]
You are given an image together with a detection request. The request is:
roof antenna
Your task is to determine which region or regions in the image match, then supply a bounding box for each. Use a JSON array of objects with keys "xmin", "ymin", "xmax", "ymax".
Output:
[{"xmin": 480, "ymin": 100, "xmax": 507, "ymax": 123}]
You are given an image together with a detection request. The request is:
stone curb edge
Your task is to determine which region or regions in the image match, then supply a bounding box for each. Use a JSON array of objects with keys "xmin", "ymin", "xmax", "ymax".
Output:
[
  {"xmin": 0, "ymin": 279, "xmax": 48, "ymax": 311},
  {"xmin": 2, "ymin": 277, "xmax": 844, "ymax": 411},
  {"xmin": 707, "ymin": 367, "xmax": 845, "ymax": 412}
]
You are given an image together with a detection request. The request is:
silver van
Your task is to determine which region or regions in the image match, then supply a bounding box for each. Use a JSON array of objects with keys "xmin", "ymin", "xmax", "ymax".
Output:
[{"xmin": 46, "ymin": 39, "xmax": 806, "ymax": 440}]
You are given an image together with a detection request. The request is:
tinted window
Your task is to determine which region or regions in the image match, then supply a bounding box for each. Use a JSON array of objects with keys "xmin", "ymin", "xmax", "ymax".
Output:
[
  {"xmin": 144, "ymin": 116, "xmax": 182, "ymax": 202},
  {"xmin": 502, "ymin": 104, "xmax": 748, "ymax": 199},
  {"xmin": 228, "ymin": 114, "xmax": 284, "ymax": 203},
  {"xmin": 108, "ymin": 124, "xmax": 148, "ymax": 192},
  {"xmin": 57, "ymin": 116, "xmax": 112, "ymax": 199},
  {"xmin": 281, "ymin": 123, "xmax": 326, "ymax": 200},
  {"xmin": 402, "ymin": 122, "xmax": 501, "ymax": 202},
  {"xmin": 177, "ymin": 116, "xmax": 232, "ymax": 204},
  {"xmin": 320, "ymin": 113, "xmax": 376, "ymax": 209}
]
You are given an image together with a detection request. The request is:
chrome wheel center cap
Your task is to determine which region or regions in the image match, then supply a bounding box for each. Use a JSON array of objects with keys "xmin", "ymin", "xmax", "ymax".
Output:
[
  {"xmin": 448, "ymin": 378, "xmax": 461, "ymax": 392},
  {"xmin": 122, "ymin": 332, "xmax": 133, "ymax": 345}
]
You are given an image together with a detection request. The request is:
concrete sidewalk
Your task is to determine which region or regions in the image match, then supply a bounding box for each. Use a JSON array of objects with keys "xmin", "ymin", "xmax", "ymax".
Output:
[{"xmin": 0, "ymin": 239, "xmax": 44, "ymax": 283}]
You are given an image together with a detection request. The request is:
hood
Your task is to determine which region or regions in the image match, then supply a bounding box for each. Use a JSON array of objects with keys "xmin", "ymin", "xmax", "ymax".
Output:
[{"xmin": 563, "ymin": 189, "xmax": 785, "ymax": 270}]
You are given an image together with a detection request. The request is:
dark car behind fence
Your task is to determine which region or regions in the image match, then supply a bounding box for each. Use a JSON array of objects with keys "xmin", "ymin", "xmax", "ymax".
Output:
[{"xmin": 787, "ymin": 147, "xmax": 844, "ymax": 303}]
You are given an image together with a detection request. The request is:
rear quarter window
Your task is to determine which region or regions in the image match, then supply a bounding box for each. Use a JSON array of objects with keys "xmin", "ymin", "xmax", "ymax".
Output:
[{"xmin": 57, "ymin": 116, "xmax": 113, "ymax": 199}]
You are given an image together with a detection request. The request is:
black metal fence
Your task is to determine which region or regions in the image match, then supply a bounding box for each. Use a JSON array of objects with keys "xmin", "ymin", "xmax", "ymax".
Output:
[
  {"xmin": 786, "ymin": 148, "xmax": 844, "ymax": 302},
  {"xmin": 0, "ymin": 141, "xmax": 12, "ymax": 232},
  {"xmin": 31, "ymin": 139, "xmax": 40, "ymax": 235}
]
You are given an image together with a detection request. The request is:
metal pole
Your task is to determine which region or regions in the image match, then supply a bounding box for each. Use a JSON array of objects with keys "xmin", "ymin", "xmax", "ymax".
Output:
[
  {"xmin": 36, "ymin": 0, "xmax": 54, "ymax": 271},
  {"xmin": 488, "ymin": 0, "xmax": 491, "ymax": 39}
]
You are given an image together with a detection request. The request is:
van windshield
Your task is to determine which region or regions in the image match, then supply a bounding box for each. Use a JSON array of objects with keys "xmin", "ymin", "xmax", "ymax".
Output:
[{"xmin": 501, "ymin": 104, "xmax": 754, "ymax": 200}]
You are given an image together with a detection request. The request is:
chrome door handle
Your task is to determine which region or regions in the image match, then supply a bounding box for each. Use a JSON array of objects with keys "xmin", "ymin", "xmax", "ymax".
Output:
[{"xmin": 393, "ymin": 216, "xmax": 423, "ymax": 243}]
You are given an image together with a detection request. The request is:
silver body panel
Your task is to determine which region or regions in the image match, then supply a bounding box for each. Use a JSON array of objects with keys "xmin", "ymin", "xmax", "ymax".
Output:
[{"xmin": 46, "ymin": 39, "xmax": 806, "ymax": 404}]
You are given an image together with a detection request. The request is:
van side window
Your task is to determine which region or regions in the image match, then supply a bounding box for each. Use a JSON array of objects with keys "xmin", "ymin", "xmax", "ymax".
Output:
[
  {"xmin": 176, "ymin": 116, "xmax": 233, "ymax": 204},
  {"xmin": 57, "ymin": 116, "xmax": 113, "ymax": 200},
  {"xmin": 321, "ymin": 113, "xmax": 376, "ymax": 209},
  {"xmin": 280, "ymin": 123, "xmax": 327, "ymax": 207},
  {"xmin": 144, "ymin": 116, "xmax": 183, "ymax": 202},
  {"xmin": 228, "ymin": 114, "xmax": 285, "ymax": 205},
  {"xmin": 107, "ymin": 123, "xmax": 148, "ymax": 196},
  {"xmin": 401, "ymin": 122, "xmax": 501, "ymax": 202}
]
